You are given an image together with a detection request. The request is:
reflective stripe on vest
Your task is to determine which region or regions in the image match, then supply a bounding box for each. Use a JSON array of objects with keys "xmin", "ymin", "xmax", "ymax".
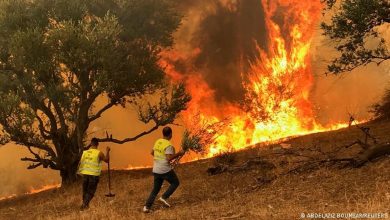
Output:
[
  {"xmin": 153, "ymin": 138, "xmax": 171, "ymax": 161},
  {"xmin": 78, "ymin": 149, "xmax": 102, "ymax": 176}
]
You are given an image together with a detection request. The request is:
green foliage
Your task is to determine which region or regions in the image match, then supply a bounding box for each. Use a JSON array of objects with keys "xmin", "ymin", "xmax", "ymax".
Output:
[
  {"xmin": 180, "ymin": 114, "xmax": 225, "ymax": 154},
  {"xmin": 137, "ymin": 84, "xmax": 191, "ymax": 126},
  {"xmin": 321, "ymin": 0, "xmax": 390, "ymax": 74},
  {"xmin": 0, "ymin": 0, "xmax": 187, "ymax": 181},
  {"xmin": 181, "ymin": 130, "xmax": 203, "ymax": 153}
]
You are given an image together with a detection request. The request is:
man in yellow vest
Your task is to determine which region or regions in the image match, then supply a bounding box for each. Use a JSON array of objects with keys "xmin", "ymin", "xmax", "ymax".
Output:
[
  {"xmin": 143, "ymin": 126, "xmax": 185, "ymax": 213},
  {"xmin": 78, "ymin": 137, "xmax": 110, "ymax": 210}
]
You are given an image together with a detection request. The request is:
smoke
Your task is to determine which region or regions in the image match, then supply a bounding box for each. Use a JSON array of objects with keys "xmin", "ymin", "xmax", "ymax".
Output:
[
  {"xmin": 311, "ymin": 23, "xmax": 390, "ymax": 123},
  {"xmin": 89, "ymin": 98, "xmax": 185, "ymax": 169},
  {"xmin": 0, "ymin": 144, "xmax": 60, "ymax": 198},
  {"xmin": 0, "ymin": 102, "xmax": 186, "ymax": 197},
  {"xmin": 171, "ymin": 0, "xmax": 390, "ymax": 123},
  {"xmin": 170, "ymin": 0, "xmax": 267, "ymax": 103}
]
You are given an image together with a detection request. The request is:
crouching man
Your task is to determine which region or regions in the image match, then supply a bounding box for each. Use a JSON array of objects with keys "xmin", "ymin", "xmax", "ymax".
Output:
[
  {"xmin": 78, "ymin": 138, "xmax": 110, "ymax": 210},
  {"xmin": 143, "ymin": 126, "xmax": 185, "ymax": 213}
]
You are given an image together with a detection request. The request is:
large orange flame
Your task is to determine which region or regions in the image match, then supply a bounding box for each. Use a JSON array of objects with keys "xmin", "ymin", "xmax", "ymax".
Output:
[{"xmin": 161, "ymin": 0, "xmax": 354, "ymax": 158}]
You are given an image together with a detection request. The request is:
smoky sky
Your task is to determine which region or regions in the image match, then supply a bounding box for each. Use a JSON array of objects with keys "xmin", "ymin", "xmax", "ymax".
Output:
[{"xmin": 175, "ymin": 0, "xmax": 267, "ymax": 103}]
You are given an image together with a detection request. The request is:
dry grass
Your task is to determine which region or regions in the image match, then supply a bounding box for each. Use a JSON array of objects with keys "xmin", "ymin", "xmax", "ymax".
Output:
[{"xmin": 0, "ymin": 121, "xmax": 389, "ymax": 220}]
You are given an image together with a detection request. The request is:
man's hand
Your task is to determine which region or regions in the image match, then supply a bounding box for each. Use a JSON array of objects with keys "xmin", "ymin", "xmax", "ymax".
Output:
[
  {"xmin": 169, "ymin": 150, "xmax": 185, "ymax": 166},
  {"xmin": 178, "ymin": 149, "xmax": 185, "ymax": 156}
]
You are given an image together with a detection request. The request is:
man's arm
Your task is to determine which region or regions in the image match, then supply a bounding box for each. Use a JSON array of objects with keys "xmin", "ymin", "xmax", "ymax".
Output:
[
  {"xmin": 166, "ymin": 149, "xmax": 185, "ymax": 162},
  {"xmin": 99, "ymin": 147, "xmax": 111, "ymax": 163}
]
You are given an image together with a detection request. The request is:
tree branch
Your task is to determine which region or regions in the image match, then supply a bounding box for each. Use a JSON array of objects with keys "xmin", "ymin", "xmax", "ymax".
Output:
[
  {"xmin": 88, "ymin": 89, "xmax": 132, "ymax": 124},
  {"xmin": 52, "ymin": 101, "xmax": 68, "ymax": 133},
  {"xmin": 373, "ymin": 56, "xmax": 390, "ymax": 65},
  {"xmin": 13, "ymin": 70, "xmax": 59, "ymax": 134},
  {"xmin": 27, "ymin": 163, "xmax": 43, "ymax": 169},
  {"xmin": 20, "ymin": 146, "xmax": 59, "ymax": 170},
  {"xmin": 36, "ymin": 113, "xmax": 52, "ymax": 140},
  {"xmin": 88, "ymin": 100, "xmax": 117, "ymax": 123},
  {"xmin": 0, "ymin": 116, "xmax": 56, "ymax": 158},
  {"xmin": 18, "ymin": 140, "xmax": 56, "ymax": 158},
  {"xmin": 96, "ymin": 124, "xmax": 159, "ymax": 144}
]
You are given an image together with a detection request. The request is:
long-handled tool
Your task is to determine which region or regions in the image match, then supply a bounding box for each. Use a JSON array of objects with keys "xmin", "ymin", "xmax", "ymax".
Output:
[{"xmin": 105, "ymin": 154, "xmax": 115, "ymax": 197}]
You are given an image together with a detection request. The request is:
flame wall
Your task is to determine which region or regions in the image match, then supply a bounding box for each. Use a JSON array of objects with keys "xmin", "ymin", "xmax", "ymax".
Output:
[
  {"xmin": 162, "ymin": 0, "xmax": 323, "ymax": 156},
  {"xmin": 161, "ymin": 0, "xmax": 390, "ymax": 156}
]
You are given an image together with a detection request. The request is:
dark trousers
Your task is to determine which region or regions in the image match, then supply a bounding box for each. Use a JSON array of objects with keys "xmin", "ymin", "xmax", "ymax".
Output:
[
  {"xmin": 82, "ymin": 175, "xmax": 100, "ymax": 207},
  {"xmin": 145, "ymin": 170, "xmax": 180, "ymax": 208}
]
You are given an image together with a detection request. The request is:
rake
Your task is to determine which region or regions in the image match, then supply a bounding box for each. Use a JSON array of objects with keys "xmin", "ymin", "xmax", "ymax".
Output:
[{"xmin": 105, "ymin": 155, "xmax": 115, "ymax": 197}]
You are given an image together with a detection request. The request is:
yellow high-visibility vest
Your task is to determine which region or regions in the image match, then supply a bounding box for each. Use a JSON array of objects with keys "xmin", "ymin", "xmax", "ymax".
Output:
[
  {"xmin": 153, "ymin": 138, "xmax": 172, "ymax": 161},
  {"xmin": 78, "ymin": 149, "xmax": 102, "ymax": 176}
]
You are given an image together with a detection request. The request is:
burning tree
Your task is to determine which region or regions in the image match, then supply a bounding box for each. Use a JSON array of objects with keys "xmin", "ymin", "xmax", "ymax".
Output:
[
  {"xmin": 172, "ymin": 113, "xmax": 225, "ymax": 164},
  {"xmin": 180, "ymin": 114, "xmax": 225, "ymax": 154},
  {"xmin": 0, "ymin": 0, "xmax": 190, "ymax": 185},
  {"xmin": 162, "ymin": 0, "xmax": 326, "ymax": 156}
]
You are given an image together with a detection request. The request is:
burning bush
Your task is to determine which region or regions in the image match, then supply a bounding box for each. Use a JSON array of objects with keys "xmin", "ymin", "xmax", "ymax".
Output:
[
  {"xmin": 181, "ymin": 130, "xmax": 204, "ymax": 153},
  {"xmin": 179, "ymin": 113, "xmax": 226, "ymax": 157}
]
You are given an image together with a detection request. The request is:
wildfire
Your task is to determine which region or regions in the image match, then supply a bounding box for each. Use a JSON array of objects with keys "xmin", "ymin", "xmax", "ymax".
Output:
[
  {"xmin": 161, "ymin": 0, "xmax": 356, "ymax": 158},
  {"xmin": 26, "ymin": 184, "xmax": 61, "ymax": 195},
  {"xmin": 0, "ymin": 184, "xmax": 60, "ymax": 201},
  {"xmin": 0, "ymin": 194, "xmax": 17, "ymax": 201},
  {"xmin": 120, "ymin": 165, "xmax": 151, "ymax": 170}
]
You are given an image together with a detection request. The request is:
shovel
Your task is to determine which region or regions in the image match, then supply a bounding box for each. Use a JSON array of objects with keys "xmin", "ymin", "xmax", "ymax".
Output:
[{"xmin": 105, "ymin": 155, "xmax": 115, "ymax": 197}]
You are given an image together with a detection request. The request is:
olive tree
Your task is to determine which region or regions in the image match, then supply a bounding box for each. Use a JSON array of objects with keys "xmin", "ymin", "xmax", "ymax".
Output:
[{"xmin": 0, "ymin": 0, "xmax": 190, "ymax": 184}]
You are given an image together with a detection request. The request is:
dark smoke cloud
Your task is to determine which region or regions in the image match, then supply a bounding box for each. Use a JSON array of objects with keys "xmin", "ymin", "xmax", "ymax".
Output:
[
  {"xmin": 0, "ymin": 144, "xmax": 60, "ymax": 197},
  {"xmin": 173, "ymin": 0, "xmax": 390, "ymax": 122},
  {"xmin": 173, "ymin": 0, "xmax": 267, "ymax": 103}
]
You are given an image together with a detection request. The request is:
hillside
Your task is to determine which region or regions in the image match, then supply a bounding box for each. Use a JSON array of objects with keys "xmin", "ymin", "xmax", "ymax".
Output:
[{"xmin": 0, "ymin": 120, "xmax": 389, "ymax": 220}]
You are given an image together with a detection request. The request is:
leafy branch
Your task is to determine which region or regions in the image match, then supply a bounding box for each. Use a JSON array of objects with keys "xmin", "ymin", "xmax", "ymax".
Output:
[{"xmin": 321, "ymin": 0, "xmax": 390, "ymax": 74}]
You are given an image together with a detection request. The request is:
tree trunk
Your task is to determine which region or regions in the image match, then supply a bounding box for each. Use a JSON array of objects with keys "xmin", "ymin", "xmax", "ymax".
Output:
[
  {"xmin": 57, "ymin": 138, "xmax": 82, "ymax": 186},
  {"xmin": 355, "ymin": 143, "xmax": 390, "ymax": 167},
  {"xmin": 60, "ymin": 160, "xmax": 80, "ymax": 186}
]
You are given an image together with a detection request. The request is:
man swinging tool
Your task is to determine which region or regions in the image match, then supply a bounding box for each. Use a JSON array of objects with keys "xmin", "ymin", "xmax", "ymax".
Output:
[
  {"xmin": 143, "ymin": 126, "xmax": 185, "ymax": 213},
  {"xmin": 78, "ymin": 138, "xmax": 110, "ymax": 210}
]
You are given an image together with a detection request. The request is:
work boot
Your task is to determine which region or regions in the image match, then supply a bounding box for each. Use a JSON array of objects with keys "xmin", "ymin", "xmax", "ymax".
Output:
[
  {"xmin": 158, "ymin": 197, "xmax": 171, "ymax": 207},
  {"xmin": 142, "ymin": 206, "xmax": 151, "ymax": 213},
  {"xmin": 80, "ymin": 204, "xmax": 89, "ymax": 211}
]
